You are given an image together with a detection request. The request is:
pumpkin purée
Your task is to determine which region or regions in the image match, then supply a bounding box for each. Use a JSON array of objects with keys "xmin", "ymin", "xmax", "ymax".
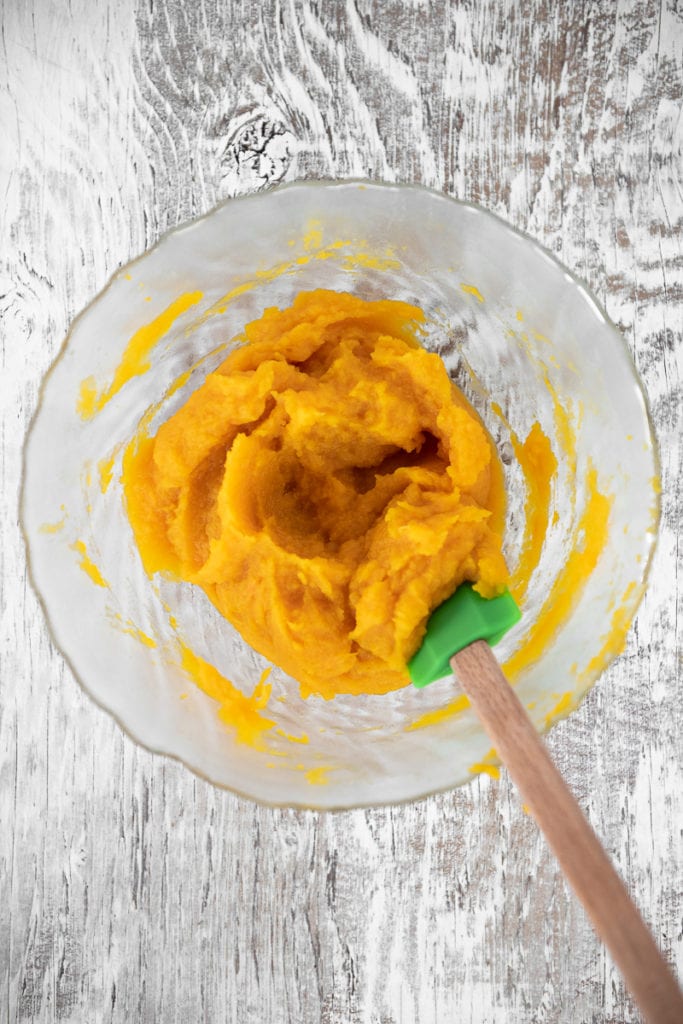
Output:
[{"xmin": 123, "ymin": 290, "xmax": 508, "ymax": 699}]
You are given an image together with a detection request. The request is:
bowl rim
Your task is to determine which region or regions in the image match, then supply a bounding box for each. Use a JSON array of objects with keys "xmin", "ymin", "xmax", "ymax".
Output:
[{"xmin": 20, "ymin": 177, "xmax": 662, "ymax": 811}]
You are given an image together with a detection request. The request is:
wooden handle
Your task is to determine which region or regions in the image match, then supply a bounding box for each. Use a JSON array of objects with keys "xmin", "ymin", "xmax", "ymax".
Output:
[{"xmin": 452, "ymin": 640, "xmax": 683, "ymax": 1024}]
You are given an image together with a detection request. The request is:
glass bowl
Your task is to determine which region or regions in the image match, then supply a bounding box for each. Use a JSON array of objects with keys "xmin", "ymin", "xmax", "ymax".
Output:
[{"xmin": 22, "ymin": 181, "xmax": 658, "ymax": 809}]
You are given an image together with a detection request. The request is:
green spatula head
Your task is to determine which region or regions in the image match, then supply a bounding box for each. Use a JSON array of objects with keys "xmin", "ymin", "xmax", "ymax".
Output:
[{"xmin": 408, "ymin": 583, "xmax": 521, "ymax": 688}]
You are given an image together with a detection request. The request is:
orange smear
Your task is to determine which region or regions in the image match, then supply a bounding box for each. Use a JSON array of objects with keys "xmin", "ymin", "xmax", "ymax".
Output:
[
  {"xmin": 469, "ymin": 763, "xmax": 500, "ymax": 779},
  {"xmin": 71, "ymin": 540, "xmax": 108, "ymax": 587},
  {"xmin": 504, "ymin": 467, "xmax": 612, "ymax": 680},
  {"xmin": 509, "ymin": 422, "xmax": 558, "ymax": 604},
  {"xmin": 191, "ymin": 240, "xmax": 359, "ymax": 328},
  {"xmin": 406, "ymin": 693, "xmax": 470, "ymax": 731},
  {"xmin": 578, "ymin": 581, "xmax": 640, "ymax": 684},
  {"xmin": 490, "ymin": 404, "xmax": 557, "ymax": 603},
  {"xmin": 77, "ymin": 291, "xmax": 203, "ymax": 419},
  {"xmin": 345, "ymin": 250, "xmax": 402, "ymax": 271},
  {"xmin": 98, "ymin": 446, "xmax": 121, "ymax": 494},
  {"xmin": 302, "ymin": 221, "xmax": 323, "ymax": 250},
  {"xmin": 192, "ymin": 280, "xmax": 256, "ymax": 324},
  {"xmin": 119, "ymin": 620, "xmax": 157, "ymax": 649},
  {"xmin": 460, "ymin": 283, "xmax": 484, "ymax": 303},
  {"xmin": 40, "ymin": 510, "xmax": 67, "ymax": 534},
  {"xmin": 544, "ymin": 691, "xmax": 574, "ymax": 728},
  {"xmin": 275, "ymin": 728, "xmax": 310, "ymax": 745},
  {"xmin": 179, "ymin": 644, "xmax": 275, "ymax": 747},
  {"xmin": 469, "ymin": 747, "xmax": 500, "ymax": 778},
  {"xmin": 542, "ymin": 367, "xmax": 577, "ymax": 476}
]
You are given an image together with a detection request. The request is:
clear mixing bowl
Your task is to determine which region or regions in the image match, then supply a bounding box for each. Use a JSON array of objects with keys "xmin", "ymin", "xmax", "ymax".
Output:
[{"xmin": 22, "ymin": 181, "xmax": 658, "ymax": 808}]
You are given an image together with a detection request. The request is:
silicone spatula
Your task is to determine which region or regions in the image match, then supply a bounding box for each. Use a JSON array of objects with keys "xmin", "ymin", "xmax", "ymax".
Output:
[{"xmin": 409, "ymin": 585, "xmax": 683, "ymax": 1023}]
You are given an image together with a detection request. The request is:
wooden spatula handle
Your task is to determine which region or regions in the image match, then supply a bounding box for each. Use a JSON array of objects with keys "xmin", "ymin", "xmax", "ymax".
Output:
[{"xmin": 452, "ymin": 640, "xmax": 683, "ymax": 1024}]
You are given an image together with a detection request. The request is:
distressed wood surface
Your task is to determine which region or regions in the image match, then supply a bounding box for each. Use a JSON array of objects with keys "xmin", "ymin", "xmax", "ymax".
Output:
[{"xmin": 1, "ymin": 1, "xmax": 682, "ymax": 1021}]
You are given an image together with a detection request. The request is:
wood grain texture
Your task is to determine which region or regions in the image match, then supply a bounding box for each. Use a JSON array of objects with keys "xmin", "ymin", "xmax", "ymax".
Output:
[{"xmin": 1, "ymin": 1, "xmax": 681, "ymax": 1022}]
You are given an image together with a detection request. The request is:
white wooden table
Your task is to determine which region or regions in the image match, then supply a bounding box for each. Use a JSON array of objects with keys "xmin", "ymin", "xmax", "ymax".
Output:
[{"xmin": 2, "ymin": 2, "xmax": 682, "ymax": 1021}]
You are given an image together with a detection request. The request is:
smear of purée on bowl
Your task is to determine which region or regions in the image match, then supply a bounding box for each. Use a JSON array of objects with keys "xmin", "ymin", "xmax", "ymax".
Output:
[{"xmin": 61, "ymin": 230, "xmax": 637, "ymax": 786}]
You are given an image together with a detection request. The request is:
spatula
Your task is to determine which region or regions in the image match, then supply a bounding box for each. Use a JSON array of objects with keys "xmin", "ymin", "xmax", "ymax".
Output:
[{"xmin": 409, "ymin": 585, "xmax": 683, "ymax": 1024}]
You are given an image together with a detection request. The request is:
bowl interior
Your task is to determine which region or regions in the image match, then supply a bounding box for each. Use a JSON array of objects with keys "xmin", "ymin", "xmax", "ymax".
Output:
[{"xmin": 23, "ymin": 182, "xmax": 658, "ymax": 808}]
